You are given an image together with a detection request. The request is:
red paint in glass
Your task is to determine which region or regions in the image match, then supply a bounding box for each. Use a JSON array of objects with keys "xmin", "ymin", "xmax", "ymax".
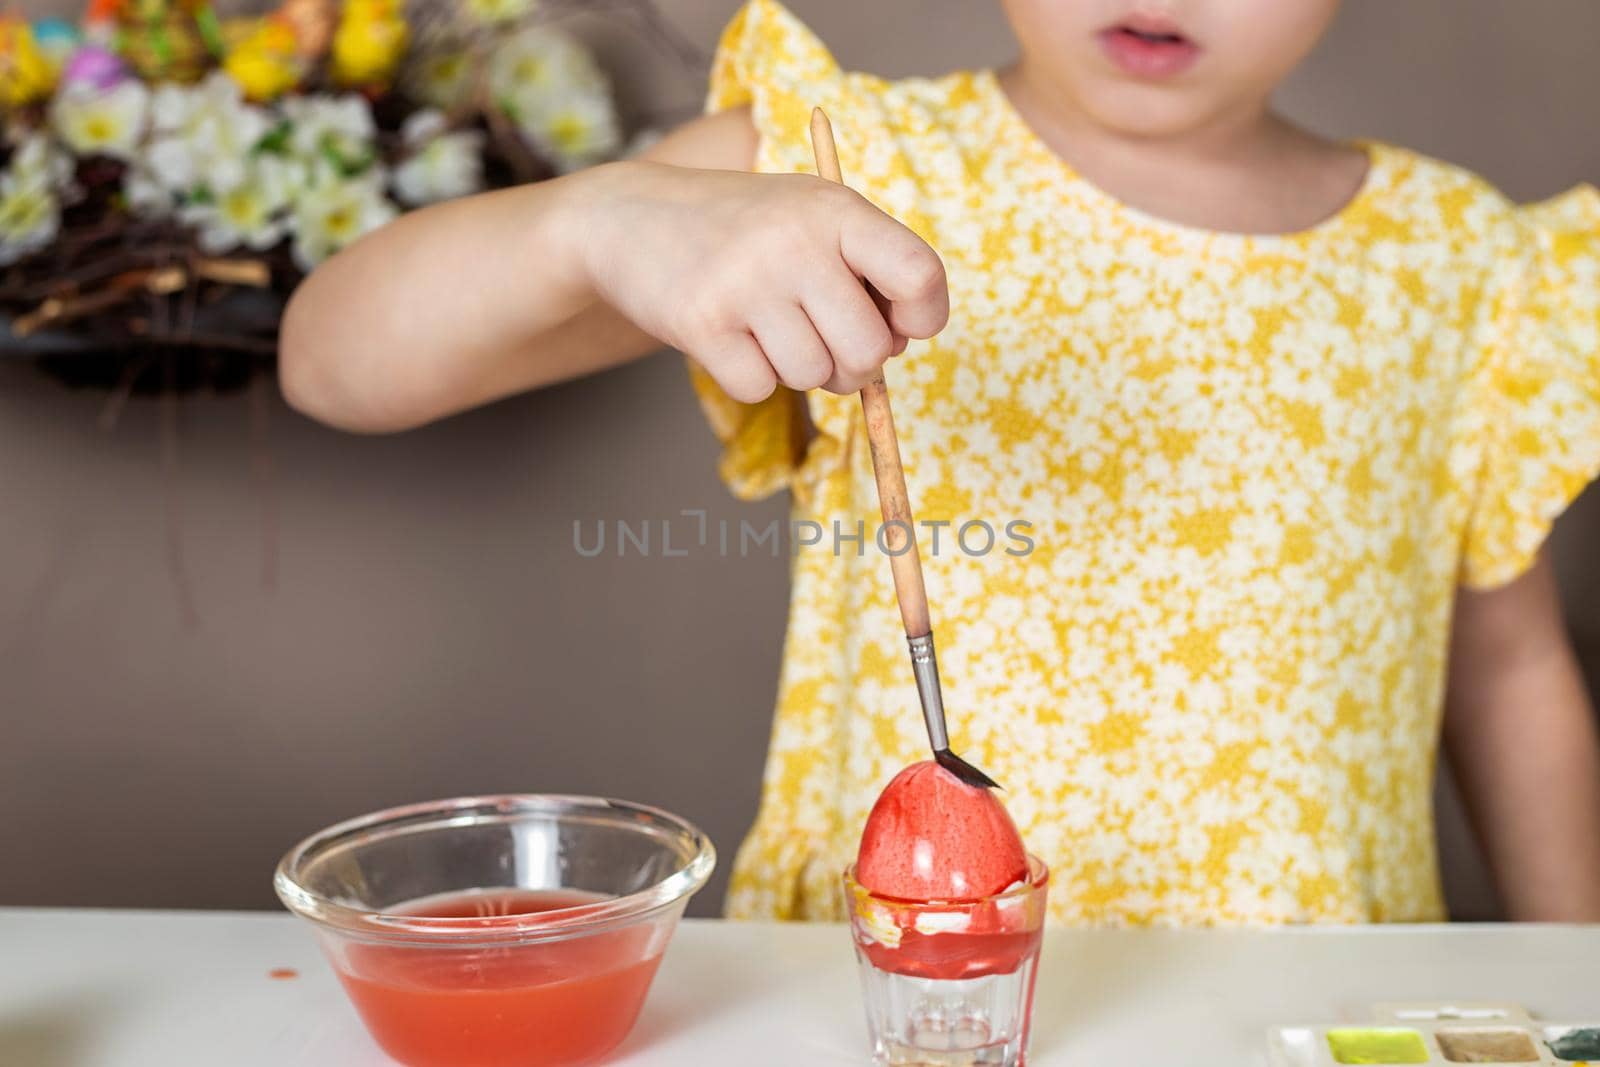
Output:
[
  {"xmin": 857, "ymin": 922, "xmax": 1042, "ymax": 981},
  {"xmin": 334, "ymin": 889, "xmax": 662, "ymax": 1067}
]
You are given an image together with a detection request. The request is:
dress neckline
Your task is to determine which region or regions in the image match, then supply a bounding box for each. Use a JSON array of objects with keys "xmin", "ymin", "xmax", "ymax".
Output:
[{"xmin": 975, "ymin": 68, "xmax": 1387, "ymax": 250}]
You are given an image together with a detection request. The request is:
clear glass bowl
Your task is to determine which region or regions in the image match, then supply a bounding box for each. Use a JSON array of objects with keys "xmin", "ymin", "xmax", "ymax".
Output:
[
  {"xmin": 275, "ymin": 794, "xmax": 715, "ymax": 1067},
  {"xmin": 844, "ymin": 857, "xmax": 1049, "ymax": 1067}
]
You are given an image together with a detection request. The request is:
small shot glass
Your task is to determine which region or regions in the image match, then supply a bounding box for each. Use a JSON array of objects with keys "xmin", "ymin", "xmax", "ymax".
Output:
[{"xmin": 843, "ymin": 857, "xmax": 1049, "ymax": 1067}]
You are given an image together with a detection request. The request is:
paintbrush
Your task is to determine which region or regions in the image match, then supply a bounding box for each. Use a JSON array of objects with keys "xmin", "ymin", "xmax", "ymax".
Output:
[{"xmin": 807, "ymin": 107, "xmax": 999, "ymax": 791}]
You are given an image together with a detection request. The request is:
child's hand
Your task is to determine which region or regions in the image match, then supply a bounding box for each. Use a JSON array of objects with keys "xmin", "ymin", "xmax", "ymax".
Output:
[{"xmin": 574, "ymin": 161, "xmax": 950, "ymax": 402}]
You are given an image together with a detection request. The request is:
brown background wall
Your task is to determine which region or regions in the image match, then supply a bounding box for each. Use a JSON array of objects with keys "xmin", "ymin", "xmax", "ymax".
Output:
[{"xmin": 2, "ymin": 0, "xmax": 1596, "ymax": 920}]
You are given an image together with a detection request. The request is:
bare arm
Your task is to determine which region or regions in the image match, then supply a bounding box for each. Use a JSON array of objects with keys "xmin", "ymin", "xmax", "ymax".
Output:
[
  {"xmin": 1443, "ymin": 551, "xmax": 1600, "ymax": 921},
  {"xmin": 279, "ymin": 109, "xmax": 757, "ymax": 432},
  {"xmin": 280, "ymin": 107, "xmax": 948, "ymax": 433}
]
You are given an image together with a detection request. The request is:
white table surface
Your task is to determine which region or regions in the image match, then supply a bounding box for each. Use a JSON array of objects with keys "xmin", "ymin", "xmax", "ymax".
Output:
[{"xmin": 0, "ymin": 908, "xmax": 1594, "ymax": 1066}]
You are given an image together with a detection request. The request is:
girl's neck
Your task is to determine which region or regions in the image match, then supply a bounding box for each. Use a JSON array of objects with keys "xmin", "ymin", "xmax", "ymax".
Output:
[{"xmin": 996, "ymin": 65, "xmax": 1371, "ymax": 237}]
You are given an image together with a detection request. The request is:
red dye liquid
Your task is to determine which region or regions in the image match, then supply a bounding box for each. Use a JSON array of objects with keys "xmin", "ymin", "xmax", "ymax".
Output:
[
  {"xmin": 858, "ymin": 925, "xmax": 1042, "ymax": 981},
  {"xmin": 334, "ymin": 889, "xmax": 663, "ymax": 1067}
]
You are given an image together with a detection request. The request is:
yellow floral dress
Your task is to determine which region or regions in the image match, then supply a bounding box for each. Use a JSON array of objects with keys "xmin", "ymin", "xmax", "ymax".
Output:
[{"xmin": 692, "ymin": 0, "xmax": 1600, "ymax": 926}]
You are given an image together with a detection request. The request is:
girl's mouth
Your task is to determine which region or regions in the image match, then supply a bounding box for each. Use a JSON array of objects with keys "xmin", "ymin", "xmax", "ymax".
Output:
[{"xmin": 1097, "ymin": 17, "xmax": 1201, "ymax": 79}]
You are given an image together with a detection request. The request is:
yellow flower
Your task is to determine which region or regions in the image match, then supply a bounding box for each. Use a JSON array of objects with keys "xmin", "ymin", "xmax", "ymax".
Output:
[
  {"xmin": 331, "ymin": 0, "xmax": 409, "ymax": 90},
  {"xmin": 0, "ymin": 18, "xmax": 56, "ymax": 108},
  {"xmin": 223, "ymin": 17, "xmax": 303, "ymax": 102}
]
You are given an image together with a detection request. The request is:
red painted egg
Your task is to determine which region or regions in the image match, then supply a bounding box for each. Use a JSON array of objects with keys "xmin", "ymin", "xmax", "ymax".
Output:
[{"xmin": 856, "ymin": 761, "xmax": 1029, "ymax": 902}]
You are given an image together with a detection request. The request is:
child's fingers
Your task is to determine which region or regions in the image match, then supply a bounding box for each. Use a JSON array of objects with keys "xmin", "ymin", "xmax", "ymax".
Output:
[
  {"xmin": 701, "ymin": 332, "xmax": 778, "ymax": 404},
  {"xmin": 802, "ymin": 273, "xmax": 896, "ymax": 392},
  {"xmin": 750, "ymin": 304, "xmax": 833, "ymax": 392},
  {"xmin": 837, "ymin": 204, "xmax": 949, "ymax": 341},
  {"xmin": 870, "ymin": 287, "xmax": 911, "ymax": 358}
]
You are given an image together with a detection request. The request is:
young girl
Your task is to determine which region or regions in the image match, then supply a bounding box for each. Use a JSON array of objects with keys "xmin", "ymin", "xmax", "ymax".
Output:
[{"xmin": 280, "ymin": 0, "xmax": 1600, "ymax": 926}]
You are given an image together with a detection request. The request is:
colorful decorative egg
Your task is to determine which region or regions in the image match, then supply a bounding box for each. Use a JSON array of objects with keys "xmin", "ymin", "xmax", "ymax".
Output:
[
  {"xmin": 331, "ymin": 0, "xmax": 409, "ymax": 90},
  {"xmin": 0, "ymin": 17, "xmax": 55, "ymax": 108},
  {"xmin": 62, "ymin": 43, "xmax": 128, "ymax": 92},
  {"xmin": 222, "ymin": 16, "xmax": 302, "ymax": 102},
  {"xmin": 31, "ymin": 18, "xmax": 81, "ymax": 70},
  {"xmin": 117, "ymin": 0, "xmax": 222, "ymax": 83},
  {"xmin": 277, "ymin": 0, "xmax": 336, "ymax": 60}
]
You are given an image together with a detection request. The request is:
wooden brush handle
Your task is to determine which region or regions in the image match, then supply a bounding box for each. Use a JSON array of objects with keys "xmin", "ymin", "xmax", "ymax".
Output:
[
  {"xmin": 809, "ymin": 108, "xmax": 933, "ymax": 640},
  {"xmin": 860, "ymin": 381, "xmax": 933, "ymax": 637}
]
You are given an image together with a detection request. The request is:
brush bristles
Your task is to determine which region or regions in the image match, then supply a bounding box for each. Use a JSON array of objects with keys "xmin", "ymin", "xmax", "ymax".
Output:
[{"xmin": 935, "ymin": 748, "xmax": 1000, "ymax": 790}]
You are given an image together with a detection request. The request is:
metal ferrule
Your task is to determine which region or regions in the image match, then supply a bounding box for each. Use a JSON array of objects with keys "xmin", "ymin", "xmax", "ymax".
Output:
[{"xmin": 906, "ymin": 632, "xmax": 950, "ymax": 753}]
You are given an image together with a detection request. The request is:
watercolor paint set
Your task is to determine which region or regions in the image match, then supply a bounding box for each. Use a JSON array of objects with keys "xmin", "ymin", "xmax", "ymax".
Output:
[{"xmin": 1270, "ymin": 1003, "xmax": 1600, "ymax": 1066}]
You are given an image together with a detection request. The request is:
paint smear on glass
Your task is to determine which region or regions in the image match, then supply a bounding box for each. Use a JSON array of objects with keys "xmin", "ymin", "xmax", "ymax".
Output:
[{"xmin": 1326, "ymin": 1028, "xmax": 1430, "ymax": 1065}]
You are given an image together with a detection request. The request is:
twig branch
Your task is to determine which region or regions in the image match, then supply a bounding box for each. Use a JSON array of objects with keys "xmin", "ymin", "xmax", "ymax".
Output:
[
  {"xmin": 10, "ymin": 266, "xmax": 186, "ymax": 337},
  {"xmin": 193, "ymin": 258, "xmax": 272, "ymax": 287}
]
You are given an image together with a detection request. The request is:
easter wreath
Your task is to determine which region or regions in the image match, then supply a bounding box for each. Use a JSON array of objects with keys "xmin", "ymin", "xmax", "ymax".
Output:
[{"xmin": 0, "ymin": 0, "xmax": 700, "ymax": 392}]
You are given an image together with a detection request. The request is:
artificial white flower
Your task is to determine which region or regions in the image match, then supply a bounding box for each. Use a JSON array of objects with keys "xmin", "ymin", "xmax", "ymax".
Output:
[
  {"xmin": 487, "ymin": 26, "xmax": 603, "ymax": 111},
  {"xmin": 180, "ymin": 155, "xmax": 294, "ymax": 253},
  {"xmin": 7, "ymin": 131, "xmax": 73, "ymax": 192},
  {"xmin": 290, "ymin": 167, "xmax": 396, "ymax": 269},
  {"xmin": 147, "ymin": 73, "xmax": 273, "ymax": 193},
  {"xmin": 521, "ymin": 87, "xmax": 620, "ymax": 172},
  {"xmin": 405, "ymin": 47, "xmax": 474, "ymax": 111},
  {"xmin": 0, "ymin": 135, "xmax": 76, "ymax": 265},
  {"xmin": 464, "ymin": 0, "xmax": 535, "ymax": 24},
  {"xmin": 124, "ymin": 163, "xmax": 176, "ymax": 218},
  {"xmin": 392, "ymin": 110, "xmax": 484, "ymax": 206},
  {"xmin": 280, "ymin": 94, "xmax": 376, "ymax": 173},
  {"xmin": 0, "ymin": 180, "xmax": 59, "ymax": 266},
  {"xmin": 50, "ymin": 81, "xmax": 149, "ymax": 160},
  {"xmin": 486, "ymin": 29, "xmax": 616, "ymax": 171}
]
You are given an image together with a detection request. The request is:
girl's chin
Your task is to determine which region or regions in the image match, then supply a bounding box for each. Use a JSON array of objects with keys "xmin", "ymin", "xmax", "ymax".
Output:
[{"xmin": 1078, "ymin": 83, "xmax": 1235, "ymax": 140}]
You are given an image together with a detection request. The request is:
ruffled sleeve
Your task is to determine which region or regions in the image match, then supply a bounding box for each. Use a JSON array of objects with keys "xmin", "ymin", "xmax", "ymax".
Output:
[
  {"xmin": 1459, "ymin": 186, "xmax": 1600, "ymax": 589},
  {"xmin": 686, "ymin": 0, "xmax": 875, "ymax": 504},
  {"xmin": 707, "ymin": 0, "xmax": 855, "ymax": 175}
]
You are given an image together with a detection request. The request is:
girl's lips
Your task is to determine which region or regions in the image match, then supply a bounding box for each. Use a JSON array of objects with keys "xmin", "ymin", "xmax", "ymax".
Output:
[{"xmin": 1097, "ymin": 24, "xmax": 1201, "ymax": 78}]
